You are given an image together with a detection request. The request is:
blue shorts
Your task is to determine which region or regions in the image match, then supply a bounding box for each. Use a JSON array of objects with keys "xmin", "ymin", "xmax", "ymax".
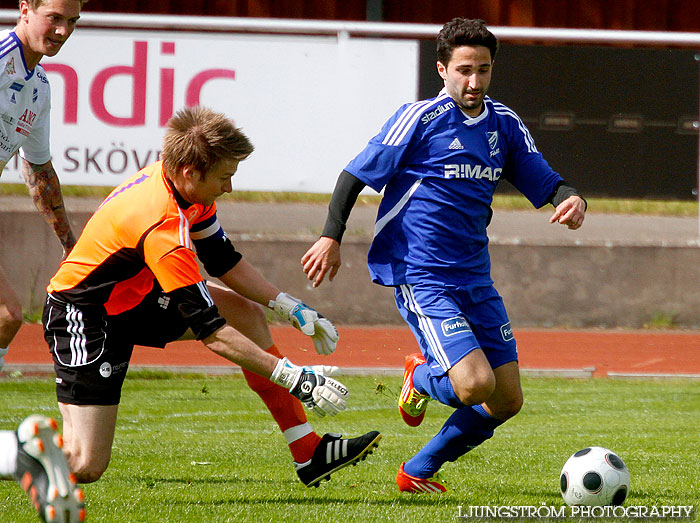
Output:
[{"xmin": 394, "ymin": 282, "xmax": 518, "ymax": 377}]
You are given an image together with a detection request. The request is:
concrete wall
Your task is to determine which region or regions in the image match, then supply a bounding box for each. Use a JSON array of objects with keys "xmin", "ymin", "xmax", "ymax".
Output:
[
  {"xmin": 1, "ymin": 211, "xmax": 75, "ymax": 317},
  {"xmin": 240, "ymin": 239, "xmax": 700, "ymax": 329},
  {"xmin": 3, "ymin": 208, "xmax": 700, "ymax": 328}
]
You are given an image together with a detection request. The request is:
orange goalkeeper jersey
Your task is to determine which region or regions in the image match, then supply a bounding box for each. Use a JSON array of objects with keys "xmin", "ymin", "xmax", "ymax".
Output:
[{"xmin": 48, "ymin": 162, "xmax": 219, "ymax": 316}]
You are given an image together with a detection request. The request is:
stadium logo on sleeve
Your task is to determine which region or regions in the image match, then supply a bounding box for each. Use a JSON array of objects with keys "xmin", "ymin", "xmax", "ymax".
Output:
[{"xmin": 441, "ymin": 316, "xmax": 471, "ymax": 337}]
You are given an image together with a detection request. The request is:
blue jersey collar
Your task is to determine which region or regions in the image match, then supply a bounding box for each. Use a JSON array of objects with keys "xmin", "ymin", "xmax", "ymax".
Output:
[
  {"xmin": 460, "ymin": 97, "xmax": 490, "ymax": 126},
  {"xmin": 437, "ymin": 89, "xmax": 490, "ymax": 127}
]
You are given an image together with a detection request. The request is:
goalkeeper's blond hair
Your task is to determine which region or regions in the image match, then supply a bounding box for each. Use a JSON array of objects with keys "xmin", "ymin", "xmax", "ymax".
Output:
[{"xmin": 161, "ymin": 106, "xmax": 254, "ymax": 180}]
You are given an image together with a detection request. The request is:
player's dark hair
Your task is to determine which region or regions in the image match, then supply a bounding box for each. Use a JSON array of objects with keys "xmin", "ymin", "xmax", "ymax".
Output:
[
  {"xmin": 437, "ymin": 18, "xmax": 499, "ymax": 66},
  {"xmin": 162, "ymin": 106, "xmax": 254, "ymax": 178}
]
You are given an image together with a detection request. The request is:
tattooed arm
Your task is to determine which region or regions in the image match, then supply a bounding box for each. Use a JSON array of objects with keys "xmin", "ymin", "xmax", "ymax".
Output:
[{"xmin": 22, "ymin": 158, "xmax": 76, "ymax": 259}]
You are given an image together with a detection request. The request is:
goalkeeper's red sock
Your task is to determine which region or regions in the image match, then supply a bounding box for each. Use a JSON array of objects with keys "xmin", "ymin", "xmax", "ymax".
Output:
[{"xmin": 242, "ymin": 344, "xmax": 322, "ymax": 463}]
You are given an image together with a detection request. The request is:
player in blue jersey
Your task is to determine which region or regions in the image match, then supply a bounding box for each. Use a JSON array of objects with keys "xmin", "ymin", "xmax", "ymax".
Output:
[{"xmin": 302, "ymin": 18, "xmax": 586, "ymax": 493}]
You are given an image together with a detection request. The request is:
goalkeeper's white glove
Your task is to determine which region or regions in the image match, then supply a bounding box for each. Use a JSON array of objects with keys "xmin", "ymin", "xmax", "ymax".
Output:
[
  {"xmin": 269, "ymin": 292, "xmax": 339, "ymax": 355},
  {"xmin": 0, "ymin": 347, "xmax": 8, "ymax": 373},
  {"xmin": 270, "ymin": 357, "xmax": 348, "ymax": 417}
]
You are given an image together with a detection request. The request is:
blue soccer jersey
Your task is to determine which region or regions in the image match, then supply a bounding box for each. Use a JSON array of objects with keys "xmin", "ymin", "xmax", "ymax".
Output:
[{"xmin": 345, "ymin": 90, "xmax": 563, "ymax": 287}]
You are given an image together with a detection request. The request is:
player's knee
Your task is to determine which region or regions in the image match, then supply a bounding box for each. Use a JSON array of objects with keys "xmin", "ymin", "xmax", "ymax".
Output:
[
  {"xmin": 77, "ymin": 468, "xmax": 105, "ymax": 484},
  {"xmin": 72, "ymin": 459, "xmax": 108, "ymax": 484},
  {"xmin": 488, "ymin": 394, "xmax": 523, "ymax": 421},
  {"xmin": 242, "ymin": 300, "xmax": 268, "ymax": 330},
  {"xmin": 452, "ymin": 372, "xmax": 496, "ymax": 406},
  {"xmin": 218, "ymin": 294, "xmax": 270, "ymax": 340},
  {"xmin": 218, "ymin": 292, "xmax": 264, "ymax": 324},
  {"xmin": 499, "ymin": 395, "xmax": 524, "ymax": 420},
  {"xmin": 66, "ymin": 448, "xmax": 110, "ymax": 484}
]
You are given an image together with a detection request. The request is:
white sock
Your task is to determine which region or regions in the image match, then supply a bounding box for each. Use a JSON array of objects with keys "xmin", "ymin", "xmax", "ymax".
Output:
[
  {"xmin": 283, "ymin": 422, "xmax": 313, "ymax": 445},
  {"xmin": 0, "ymin": 430, "xmax": 18, "ymax": 479}
]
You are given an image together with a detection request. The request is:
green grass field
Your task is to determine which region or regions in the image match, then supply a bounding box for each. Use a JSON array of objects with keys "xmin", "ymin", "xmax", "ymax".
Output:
[{"xmin": 0, "ymin": 374, "xmax": 698, "ymax": 522}]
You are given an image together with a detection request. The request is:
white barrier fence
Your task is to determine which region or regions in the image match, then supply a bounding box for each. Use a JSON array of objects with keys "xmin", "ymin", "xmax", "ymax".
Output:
[
  {"xmin": 1, "ymin": 13, "xmax": 423, "ymax": 192},
  {"xmin": 5, "ymin": 12, "xmax": 700, "ymax": 45}
]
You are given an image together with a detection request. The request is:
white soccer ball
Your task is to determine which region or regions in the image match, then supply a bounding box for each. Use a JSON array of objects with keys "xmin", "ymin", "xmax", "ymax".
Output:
[{"xmin": 560, "ymin": 447, "xmax": 630, "ymax": 506}]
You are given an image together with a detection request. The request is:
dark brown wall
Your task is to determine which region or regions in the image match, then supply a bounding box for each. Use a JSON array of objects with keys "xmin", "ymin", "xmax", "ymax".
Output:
[
  {"xmin": 83, "ymin": 0, "xmax": 367, "ymax": 20},
  {"xmin": 83, "ymin": 0, "xmax": 700, "ymax": 32},
  {"xmin": 384, "ymin": 1, "xmax": 700, "ymax": 32}
]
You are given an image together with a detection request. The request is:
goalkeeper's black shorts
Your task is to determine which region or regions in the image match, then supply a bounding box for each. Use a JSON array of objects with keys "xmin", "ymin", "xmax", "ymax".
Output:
[{"xmin": 43, "ymin": 284, "xmax": 188, "ymax": 406}]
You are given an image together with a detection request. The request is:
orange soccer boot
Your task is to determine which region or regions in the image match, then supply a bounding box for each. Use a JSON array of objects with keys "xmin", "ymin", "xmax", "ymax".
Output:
[
  {"xmin": 396, "ymin": 462, "xmax": 447, "ymax": 493},
  {"xmin": 398, "ymin": 353, "xmax": 431, "ymax": 427}
]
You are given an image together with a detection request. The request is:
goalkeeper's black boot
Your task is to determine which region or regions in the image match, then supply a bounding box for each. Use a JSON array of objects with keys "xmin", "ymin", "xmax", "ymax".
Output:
[{"xmin": 294, "ymin": 431, "xmax": 382, "ymax": 487}]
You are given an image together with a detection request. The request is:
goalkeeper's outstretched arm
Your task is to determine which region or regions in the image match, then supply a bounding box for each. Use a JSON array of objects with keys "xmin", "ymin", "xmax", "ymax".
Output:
[
  {"xmin": 217, "ymin": 258, "xmax": 281, "ymax": 308},
  {"xmin": 218, "ymin": 260, "xmax": 339, "ymax": 355},
  {"xmin": 203, "ymin": 325, "xmax": 347, "ymax": 416}
]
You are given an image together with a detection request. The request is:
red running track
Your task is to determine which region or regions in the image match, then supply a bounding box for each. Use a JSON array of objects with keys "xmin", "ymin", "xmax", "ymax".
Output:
[{"xmin": 5, "ymin": 324, "xmax": 700, "ymax": 377}]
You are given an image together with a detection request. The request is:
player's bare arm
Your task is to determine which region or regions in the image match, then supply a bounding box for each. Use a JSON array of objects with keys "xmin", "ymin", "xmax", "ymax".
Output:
[
  {"xmin": 217, "ymin": 258, "xmax": 339, "ymax": 355},
  {"xmin": 203, "ymin": 324, "xmax": 279, "ymax": 377},
  {"xmin": 302, "ymin": 236, "xmax": 341, "ymax": 288},
  {"xmin": 549, "ymin": 195, "xmax": 586, "ymax": 230},
  {"xmin": 217, "ymin": 259, "xmax": 280, "ymax": 306},
  {"xmin": 22, "ymin": 158, "xmax": 76, "ymax": 257}
]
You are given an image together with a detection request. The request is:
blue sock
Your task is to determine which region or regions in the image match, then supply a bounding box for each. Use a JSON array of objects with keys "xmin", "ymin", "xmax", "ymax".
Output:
[
  {"xmin": 403, "ymin": 404, "xmax": 504, "ymax": 478},
  {"xmin": 412, "ymin": 363, "xmax": 463, "ymax": 408}
]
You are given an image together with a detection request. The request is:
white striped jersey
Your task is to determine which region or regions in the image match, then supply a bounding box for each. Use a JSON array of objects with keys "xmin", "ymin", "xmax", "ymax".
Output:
[
  {"xmin": 344, "ymin": 90, "xmax": 563, "ymax": 286},
  {"xmin": 0, "ymin": 30, "xmax": 52, "ymax": 171}
]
